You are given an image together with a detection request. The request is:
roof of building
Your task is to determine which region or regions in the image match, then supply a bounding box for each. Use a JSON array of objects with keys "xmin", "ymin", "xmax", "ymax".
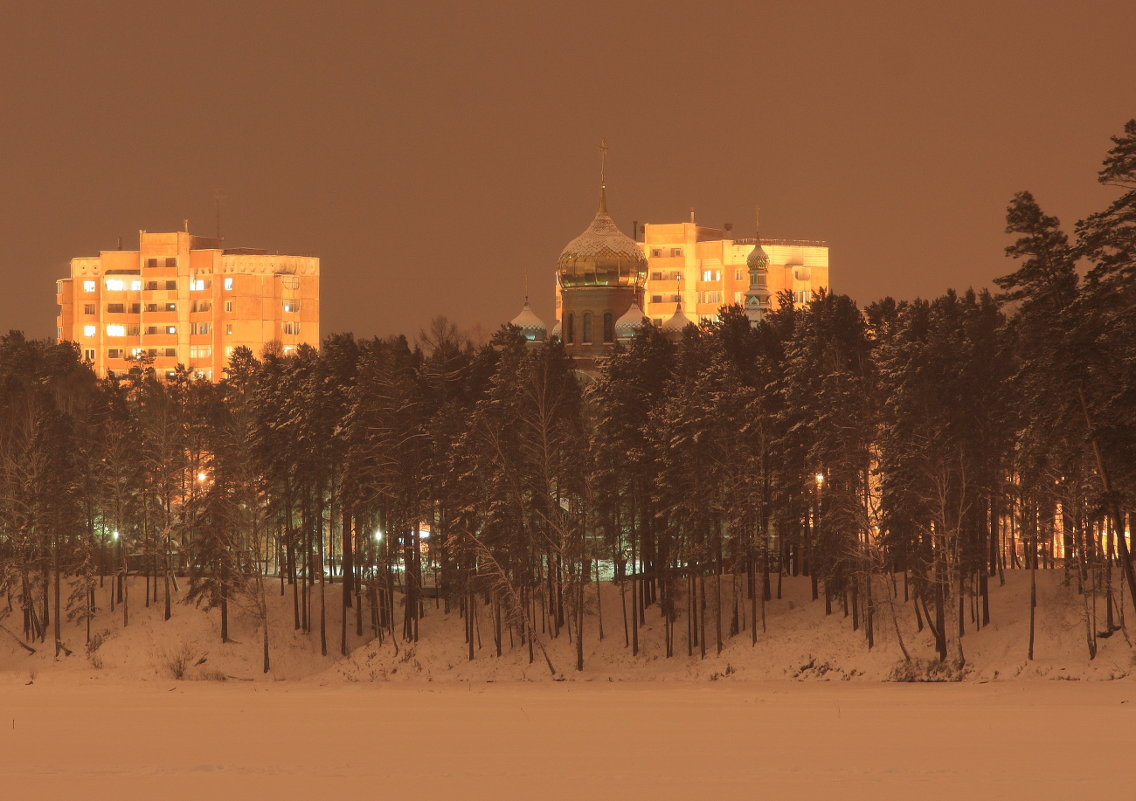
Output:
[
  {"xmin": 557, "ymin": 188, "xmax": 648, "ymax": 289},
  {"xmin": 510, "ymin": 299, "xmax": 547, "ymax": 341}
]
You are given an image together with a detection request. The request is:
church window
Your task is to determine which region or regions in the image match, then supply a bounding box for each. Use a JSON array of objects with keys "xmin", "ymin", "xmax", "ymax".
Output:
[
  {"xmin": 566, "ymin": 313, "xmax": 575, "ymax": 344},
  {"xmin": 582, "ymin": 312, "xmax": 593, "ymax": 344},
  {"xmin": 603, "ymin": 312, "xmax": 614, "ymax": 343}
]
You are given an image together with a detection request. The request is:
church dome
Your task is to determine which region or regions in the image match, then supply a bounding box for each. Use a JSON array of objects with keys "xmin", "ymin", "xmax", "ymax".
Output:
[
  {"xmin": 510, "ymin": 300, "xmax": 547, "ymax": 341},
  {"xmin": 661, "ymin": 306, "xmax": 694, "ymax": 335},
  {"xmin": 549, "ymin": 319, "xmax": 562, "ymax": 340},
  {"xmin": 557, "ymin": 190, "xmax": 647, "ymax": 289},
  {"xmin": 746, "ymin": 242, "xmax": 769, "ymax": 271},
  {"xmin": 614, "ymin": 302, "xmax": 646, "ymax": 341}
]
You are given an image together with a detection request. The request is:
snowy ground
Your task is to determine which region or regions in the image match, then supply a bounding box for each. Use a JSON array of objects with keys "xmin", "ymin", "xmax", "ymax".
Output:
[
  {"xmin": 2, "ymin": 680, "xmax": 1133, "ymax": 800},
  {"xmin": 2, "ymin": 572, "xmax": 1134, "ymax": 797}
]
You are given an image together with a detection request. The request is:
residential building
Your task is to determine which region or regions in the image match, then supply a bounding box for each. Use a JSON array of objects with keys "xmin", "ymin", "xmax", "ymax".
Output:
[
  {"xmin": 639, "ymin": 219, "xmax": 829, "ymax": 326},
  {"xmin": 56, "ymin": 229, "xmax": 319, "ymax": 379}
]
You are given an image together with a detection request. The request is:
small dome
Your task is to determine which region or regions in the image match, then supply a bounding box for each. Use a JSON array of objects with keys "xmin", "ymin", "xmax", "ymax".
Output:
[
  {"xmin": 510, "ymin": 300, "xmax": 547, "ymax": 341},
  {"xmin": 661, "ymin": 306, "xmax": 694, "ymax": 334},
  {"xmin": 550, "ymin": 319, "xmax": 562, "ymax": 340},
  {"xmin": 614, "ymin": 302, "xmax": 646, "ymax": 340},
  {"xmin": 746, "ymin": 243, "xmax": 769, "ymax": 271},
  {"xmin": 557, "ymin": 190, "xmax": 648, "ymax": 289}
]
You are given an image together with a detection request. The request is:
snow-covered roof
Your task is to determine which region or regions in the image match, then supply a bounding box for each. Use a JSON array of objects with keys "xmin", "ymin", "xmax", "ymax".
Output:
[{"xmin": 614, "ymin": 302, "xmax": 646, "ymax": 339}]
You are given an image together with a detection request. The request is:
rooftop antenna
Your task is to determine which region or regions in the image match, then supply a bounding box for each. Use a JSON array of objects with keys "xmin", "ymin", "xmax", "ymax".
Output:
[{"xmin": 523, "ymin": 267, "xmax": 530, "ymax": 304}]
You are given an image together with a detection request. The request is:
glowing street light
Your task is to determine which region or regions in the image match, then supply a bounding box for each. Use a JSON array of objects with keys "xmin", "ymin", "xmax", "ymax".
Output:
[
  {"xmin": 197, "ymin": 471, "xmax": 208, "ymax": 483},
  {"xmin": 112, "ymin": 530, "xmax": 120, "ymax": 541},
  {"xmin": 373, "ymin": 531, "xmax": 383, "ymax": 543},
  {"xmin": 815, "ymin": 473, "xmax": 825, "ymax": 488}
]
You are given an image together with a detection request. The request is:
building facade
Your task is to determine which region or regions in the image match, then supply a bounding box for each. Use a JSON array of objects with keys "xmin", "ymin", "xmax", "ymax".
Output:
[
  {"xmin": 56, "ymin": 229, "xmax": 319, "ymax": 379},
  {"xmin": 639, "ymin": 220, "xmax": 829, "ymax": 326}
]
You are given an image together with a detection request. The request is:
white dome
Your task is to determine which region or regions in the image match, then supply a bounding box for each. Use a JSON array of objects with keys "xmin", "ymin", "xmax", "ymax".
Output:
[
  {"xmin": 510, "ymin": 300, "xmax": 547, "ymax": 341},
  {"xmin": 661, "ymin": 306, "xmax": 694, "ymax": 334},
  {"xmin": 614, "ymin": 302, "xmax": 646, "ymax": 340},
  {"xmin": 550, "ymin": 319, "xmax": 562, "ymax": 339}
]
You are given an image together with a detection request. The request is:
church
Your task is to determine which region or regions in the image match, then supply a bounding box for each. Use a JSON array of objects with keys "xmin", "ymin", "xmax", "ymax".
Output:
[{"xmin": 511, "ymin": 151, "xmax": 829, "ymax": 369}]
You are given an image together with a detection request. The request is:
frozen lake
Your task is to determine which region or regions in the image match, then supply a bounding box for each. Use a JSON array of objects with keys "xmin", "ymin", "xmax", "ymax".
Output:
[{"xmin": 2, "ymin": 680, "xmax": 1132, "ymax": 800}]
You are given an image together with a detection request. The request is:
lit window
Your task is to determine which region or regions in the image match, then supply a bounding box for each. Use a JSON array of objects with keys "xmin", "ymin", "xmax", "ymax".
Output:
[
  {"xmin": 83, "ymin": 325, "xmax": 96, "ymax": 337},
  {"xmin": 283, "ymin": 300, "xmax": 300, "ymax": 313},
  {"xmin": 282, "ymin": 345, "xmax": 295, "ymax": 355},
  {"xmin": 131, "ymin": 280, "xmax": 142, "ymax": 291},
  {"xmin": 224, "ymin": 346, "xmax": 234, "ymax": 360},
  {"xmin": 226, "ymin": 324, "xmax": 233, "ymax": 335},
  {"xmin": 166, "ymin": 326, "xmax": 177, "ymax": 335},
  {"xmin": 107, "ymin": 325, "xmax": 125, "ymax": 337},
  {"xmin": 224, "ymin": 277, "xmax": 233, "ymax": 291},
  {"xmin": 83, "ymin": 280, "xmax": 96, "ymax": 293},
  {"xmin": 283, "ymin": 321, "xmax": 301, "ymax": 336},
  {"xmin": 191, "ymin": 322, "xmax": 212, "ymax": 335},
  {"xmin": 190, "ymin": 345, "xmax": 212, "ymax": 359},
  {"xmin": 106, "ymin": 279, "xmax": 126, "ymax": 291},
  {"xmin": 191, "ymin": 279, "xmax": 206, "ymax": 291}
]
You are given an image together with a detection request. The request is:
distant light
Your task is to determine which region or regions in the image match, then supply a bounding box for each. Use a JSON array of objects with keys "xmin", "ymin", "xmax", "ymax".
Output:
[
  {"xmin": 197, "ymin": 472, "xmax": 207, "ymax": 483},
  {"xmin": 420, "ymin": 531, "xmax": 430, "ymax": 540},
  {"xmin": 112, "ymin": 530, "xmax": 120, "ymax": 541},
  {"xmin": 374, "ymin": 531, "xmax": 383, "ymax": 542},
  {"xmin": 815, "ymin": 473, "xmax": 825, "ymax": 486}
]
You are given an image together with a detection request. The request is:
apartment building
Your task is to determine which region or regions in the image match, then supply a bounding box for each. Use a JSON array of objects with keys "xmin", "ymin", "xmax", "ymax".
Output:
[
  {"xmin": 56, "ymin": 229, "xmax": 319, "ymax": 379},
  {"xmin": 639, "ymin": 221, "xmax": 829, "ymax": 325}
]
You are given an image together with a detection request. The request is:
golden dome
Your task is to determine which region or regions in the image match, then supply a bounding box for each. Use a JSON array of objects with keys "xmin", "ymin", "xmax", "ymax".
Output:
[{"xmin": 557, "ymin": 189, "xmax": 647, "ymax": 289}]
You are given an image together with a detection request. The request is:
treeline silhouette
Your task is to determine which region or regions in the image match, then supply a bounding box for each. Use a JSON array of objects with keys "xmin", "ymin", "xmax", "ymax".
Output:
[{"xmin": 2, "ymin": 121, "xmax": 1134, "ymax": 673}]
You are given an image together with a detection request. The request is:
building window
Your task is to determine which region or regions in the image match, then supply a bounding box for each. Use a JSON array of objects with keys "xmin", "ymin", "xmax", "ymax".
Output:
[
  {"xmin": 166, "ymin": 326, "xmax": 177, "ymax": 335},
  {"xmin": 193, "ymin": 300, "xmax": 212, "ymax": 313},
  {"xmin": 83, "ymin": 349, "xmax": 95, "ymax": 362},
  {"xmin": 582, "ymin": 312, "xmax": 593, "ymax": 344},
  {"xmin": 191, "ymin": 322, "xmax": 212, "ymax": 335},
  {"xmin": 83, "ymin": 304, "xmax": 95, "ymax": 315},
  {"xmin": 106, "ymin": 279, "xmax": 126, "ymax": 291},
  {"xmin": 651, "ymin": 272, "xmax": 664, "ymax": 280},
  {"xmin": 131, "ymin": 279, "xmax": 142, "ymax": 291},
  {"xmin": 670, "ymin": 271, "xmax": 682, "ymax": 280},
  {"xmin": 165, "ymin": 280, "xmax": 177, "ymax": 290},
  {"xmin": 283, "ymin": 321, "xmax": 301, "ymax": 336},
  {"xmin": 107, "ymin": 324, "xmax": 125, "ymax": 337},
  {"xmin": 283, "ymin": 300, "xmax": 300, "ymax": 313},
  {"xmin": 146, "ymin": 258, "xmax": 158, "ymax": 268},
  {"xmin": 190, "ymin": 345, "xmax": 212, "ymax": 359},
  {"xmin": 106, "ymin": 303, "xmax": 125, "ymax": 314},
  {"xmin": 651, "ymin": 295, "xmax": 663, "ymax": 304},
  {"xmin": 756, "ymin": 273, "xmax": 768, "ymax": 289},
  {"xmin": 795, "ymin": 290, "xmax": 810, "ymax": 305},
  {"xmin": 671, "ymin": 248, "xmax": 682, "ymax": 257},
  {"xmin": 83, "ymin": 325, "xmax": 96, "ymax": 337},
  {"xmin": 603, "ymin": 312, "xmax": 614, "ymax": 343},
  {"xmin": 130, "ymin": 303, "xmax": 141, "ymax": 313},
  {"xmin": 83, "ymin": 280, "xmax": 96, "ymax": 293},
  {"xmin": 735, "ymin": 269, "xmax": 745, "ymax": 282},
  {"xmin": 698, "ymin": 291, "xmax": 722, "ymax": 305},
  {"xmin": 650, "ymin": 248, "xmax": 664, "ymax": 258},
  {"xmin": 107, "ymin": 348, "xmax": 124, "ymax": 359},
  {"xmin": 165, "ymin": 257, "xmax": 176, "ymax": 268},
  {"xmin": 225, "ymin": 346, "xmax": 234, "ymax": 361},
  {"xmin": 224, "ymin": 300, "xmax": 232, "ymax": 313},
  {"xmin": 566, "ymin": 313, "xmax": 575, "ymax": 344},
  {"xmin": 191, "ymin": 278, "xmax": 209, "ymax": 291},
  {"xmin": 224, "ymin": 277, "xmax": 234, "ymax": 291},
  {"xmin": 226, "ymin": 324, "xmax": 233, "ymax": 335},
  {"xmin": 146, "ymin": 281, "xmax": 158, "ymax": 290}
]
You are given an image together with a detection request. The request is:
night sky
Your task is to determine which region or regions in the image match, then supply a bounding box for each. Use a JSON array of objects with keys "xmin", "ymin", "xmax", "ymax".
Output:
[{"xmin": 4, "ymin": 0, "xmax": 1134, "ymax": 342}]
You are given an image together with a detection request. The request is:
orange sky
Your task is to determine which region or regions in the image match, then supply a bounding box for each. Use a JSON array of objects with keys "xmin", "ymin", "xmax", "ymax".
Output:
[{"xmin": 4, "ymin": 0, "xmax": 1135, "ymax": 342}]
